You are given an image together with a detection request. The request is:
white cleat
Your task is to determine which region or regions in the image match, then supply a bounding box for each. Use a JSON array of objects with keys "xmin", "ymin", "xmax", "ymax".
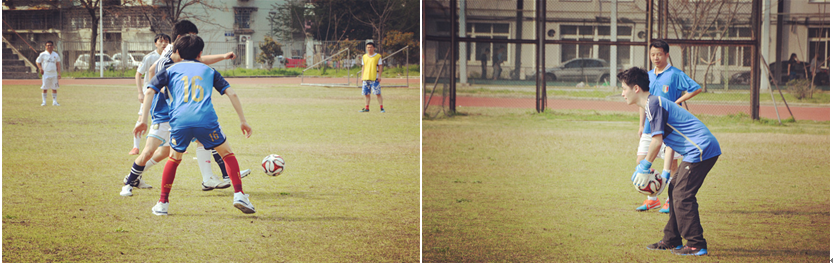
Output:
[
  {"xmin": 40, "ymin": 102, "xmax": 46, "ymax": 106},
  {"xmin": 233, "ymin": 192, "xmax": 256, "ymax": 214},
  {"xmin": 151, "ymin": 202, "xmax": 169, "ymax": 216},
  {"xmin": 120, "ymin": 185, "xmax": 133, "ymax": 197},
  {"xmin": 202, "ymin": 175, "xmax": 230, "ymax": 191},
  {"xmin": 240, "ymin": 169, "xmax": 251, "ymax": 179},
  {"xmin": 52, "ymin": 102, "xmax": 59, "ymax": 106},
  {"xmin": 136, "ymin": 178, "xmax": 153, "ymax": 189}
]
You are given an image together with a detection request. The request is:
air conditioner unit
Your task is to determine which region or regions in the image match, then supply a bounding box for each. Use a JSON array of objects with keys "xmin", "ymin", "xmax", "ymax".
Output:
[{"xmin": 239, "ymin": 35, "xmax": 252, "ymax": 43}]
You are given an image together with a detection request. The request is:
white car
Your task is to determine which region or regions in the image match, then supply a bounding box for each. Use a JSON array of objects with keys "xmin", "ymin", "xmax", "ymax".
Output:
[
  {"xmin": 74, "ymin": 54, "xmax": 120, "ymax": 70},
  {"xmin": 113, "ymin": 53, "xmax": 143, "ymax": 69}
]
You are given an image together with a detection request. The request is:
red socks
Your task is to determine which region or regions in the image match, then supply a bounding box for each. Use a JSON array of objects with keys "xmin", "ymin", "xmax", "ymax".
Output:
[
  {"xmin": 223, "ymin": 153, "xmax": 244, "ymax": 193},
  {"xmin": 380, "ymin": 105, "xmax": 384, "ymax": 110},
  {"xmin": 159, "ymin": 157, "xmax": 181, "ymax": 203},
  {"xmin": 365, "ymin": 105, "xmax": 369, "ymax": 110}
]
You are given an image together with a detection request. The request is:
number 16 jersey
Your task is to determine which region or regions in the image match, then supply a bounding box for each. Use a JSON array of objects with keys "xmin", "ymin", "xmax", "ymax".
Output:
[{"xmin": 146, "ymin": 59, "xmax": 231, "ymax": 129}]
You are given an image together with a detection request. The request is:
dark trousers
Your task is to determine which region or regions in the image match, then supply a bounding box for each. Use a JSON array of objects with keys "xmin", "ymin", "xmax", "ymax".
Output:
[
  {"xmin": 481, "ymin": 62, "xmax": 487, "ymax": 79},
  {"xmin": 662, "ymin": 155, "xmax": 719, "ymax": 249}
]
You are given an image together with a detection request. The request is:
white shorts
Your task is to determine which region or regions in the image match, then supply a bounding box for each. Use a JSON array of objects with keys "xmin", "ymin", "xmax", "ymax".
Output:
[
  {"xmin": 637, "ymin": 133, "xmax": 682, "ymax": 160},
  {"xmin": 41, "ymin": 75, "xmax": 59, "ymax": 90},
  {"xmin": 146, "ymin": 122, "xmax": 171, "ymax": 147}
]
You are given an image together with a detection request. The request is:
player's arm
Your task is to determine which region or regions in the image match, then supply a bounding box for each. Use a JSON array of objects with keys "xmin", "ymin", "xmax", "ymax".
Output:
[
  {"xmin": 223, "ymin": 87, "xmax": 252, "ymax": 138},
  {"xmin": 675, "ymin": 89, "xmax": 701, "ymax": 105},
  {"xmin": 134, "ymin": 87, "xmax": 157, "ymax": 137},
  {"xmin": 376, "ymin": 63, "xmax": 383, "ymax": 82},
  {"xmin": 638, "ymin": 109, "xmax": 646, "ymax": 138},
  {"xmin": 200, "ymin": 52, "xmax": 235, "ymax": 65},
  {"xmin": 56, "ymin": 60, "xmax": 61, "ymax": 79},
  {"xmin": 135, "ymin": 71, "xmax": 144, "ymax": 103},
  {"xmin": 36, "ymin": 60, "xmax": 43, "ymax": 75}
]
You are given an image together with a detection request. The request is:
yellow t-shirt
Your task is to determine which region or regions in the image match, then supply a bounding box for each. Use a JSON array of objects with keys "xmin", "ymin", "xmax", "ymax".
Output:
[{"xmin": 362, "ymin": 53, "xmax": 383, "ymax": 81}]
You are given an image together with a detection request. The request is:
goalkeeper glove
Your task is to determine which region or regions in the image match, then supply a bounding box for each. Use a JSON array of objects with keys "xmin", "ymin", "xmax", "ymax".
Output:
[{"xmin": 632, "ymin": 160, "xmax": 653, "ymax": 188}]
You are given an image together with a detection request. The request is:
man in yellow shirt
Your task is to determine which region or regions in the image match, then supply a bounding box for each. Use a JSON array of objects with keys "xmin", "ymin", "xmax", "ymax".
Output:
[{"xmin": 359, "ymin": 42, "xmax": 384, "ymax": 113}]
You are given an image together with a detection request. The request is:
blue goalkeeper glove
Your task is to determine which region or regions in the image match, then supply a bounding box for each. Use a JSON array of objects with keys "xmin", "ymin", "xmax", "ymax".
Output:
[{"xmin": 632, "ymin": 160, "xmax": 653, "ymax": 188}]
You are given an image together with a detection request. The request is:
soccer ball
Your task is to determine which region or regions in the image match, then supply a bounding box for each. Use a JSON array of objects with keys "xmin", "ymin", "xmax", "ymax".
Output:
[
  {"xmin": 634, "ymin": 170, "xmax": 668, "ymax": 196},
  {"xmin": 261, "ymin": 154, "xmax": 285, "ymax": 176}
]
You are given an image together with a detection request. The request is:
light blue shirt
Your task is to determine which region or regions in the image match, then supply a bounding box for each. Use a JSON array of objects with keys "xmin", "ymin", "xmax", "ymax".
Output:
[
  {"xmin": 646, "ymin": 95, "xmax": 721, "ymax": 163},
  {"xmin": 147, "ymin": 60, "xmax": 230, "ymax": 129},
  {"xmin": 643, "ymin": 64, "xmax": 701, "ymax": 134}
]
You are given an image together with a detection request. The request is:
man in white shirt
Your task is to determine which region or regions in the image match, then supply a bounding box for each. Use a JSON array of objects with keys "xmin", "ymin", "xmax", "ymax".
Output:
[
  {"xmin": 129, "ymin": 33, "xmax": 171, "ymax": 155},
  {"xmin": 35, "ymin": 41, "xmax": 61, "ymax": 106}
]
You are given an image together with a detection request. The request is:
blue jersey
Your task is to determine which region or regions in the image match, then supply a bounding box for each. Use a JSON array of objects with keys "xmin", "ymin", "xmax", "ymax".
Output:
[
  {"xmin": 643, "ymin": 65, "xmax": 700, "ymax": 134},
  {"xmin": 149, "ymin": 91, "xmax": 170, "ymax": 124},
  {"xmin": 146, "ymin": 60, "xmax": 230, "ymax": 129},
  {"xmin": 646, "ymin": 95, "xmax": 721, "ymax": 163}
]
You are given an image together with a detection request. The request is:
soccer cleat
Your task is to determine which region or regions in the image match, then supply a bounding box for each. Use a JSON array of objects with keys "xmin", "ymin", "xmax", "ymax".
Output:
[
  {"xmin": 233, "ymin": 192, "xmax": 256, "ymax": 214},
  {"xmin": 636, "ymin": 199, "xmax": 661, "ymax": 211},
  {"xmin": 120, "ymin": 185, "xmax": 133, "ymax": 197},
  {"xmin": 222, "ymin": 169, "xmax": 251, "ymax": 185},
  {"xmin": 52, "ymin": 102, "xmax": 59, "ymax": 106},
  {"xmin": 359, "ymin": 108, "xmax": 369, "ymax": 112},
  {"xmin": 41, "ymin": 102, "xmax": 46, "ymax": 106},
  {"xmin": 202, "ymin": 176, "xmax": 231, "ymax": 191},
  {"xmin": 647, "ymin": 240, "xmax": 683, "ymax": 251},
  {"xmin": 151, "ymin": 202, "xmax": 169, "ymax": 216},
  {"xmin": 659, "ymin": 198, "xmax": 670, "ymax": 213},
  {"xmin": 128, "ymin": 148, "xmax": 140, "ymax": 155},
  {"xmin": 136, "ymin": 178, "xmax": 153, "ymax": 189},
  {"xmin": 673, "ymin": 246, "xmax": 708, "ymax": 256},
  {"xmin": 381, "ymin": 108, "xmax": 386, "ymax": 113}
]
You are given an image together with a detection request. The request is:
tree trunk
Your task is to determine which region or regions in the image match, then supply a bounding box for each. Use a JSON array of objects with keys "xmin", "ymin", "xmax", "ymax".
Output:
[{"xmin": 88, "ymin": 16, "xmax": 99, "ymax": 72}]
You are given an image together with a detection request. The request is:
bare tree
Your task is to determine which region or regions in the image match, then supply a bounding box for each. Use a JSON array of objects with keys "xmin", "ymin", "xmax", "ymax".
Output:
[
  {"xmin": 348, "ymin": 0, "xmax": 403, "ymax": 49},
  {"xmin": 126, "ymin": 0, "xmax": 228, "ymax": 35},
  {"xmin": 664, "ymin": 0, "xmax": 747, "ymax": 92},
  {"xmin": 78, "ymin": 0, "xmax": 102, "ymax": 72}
]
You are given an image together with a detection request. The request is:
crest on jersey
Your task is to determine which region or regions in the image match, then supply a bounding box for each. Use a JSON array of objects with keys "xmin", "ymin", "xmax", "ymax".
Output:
[{"xmin": 663, "ymin": 85, "xmax": 669, "ymax": 93}]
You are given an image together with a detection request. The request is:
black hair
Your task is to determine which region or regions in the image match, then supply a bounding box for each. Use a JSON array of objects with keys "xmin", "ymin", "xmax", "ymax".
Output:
[
  {"xmin": 154, "ymin": 33, "xmax": 171, "ymax": 43},
  {"xmin": 172, "ymin": 20, "xmax": 198, "ymax": 40},
  {"xmin": 617, "ymin": 67, "xmax": 650, "ymax": 92},
  {"xmin": 45, "ymin": 40, "xmax": 54, "ymax": 45},
  {"xmin": 173, "ymin": 34, "xmax": 204, "ymax": 60},
  {"xmin": 649, "ymin": 39, "xmax": 670, "ymax": 54},
  {"xmin": 366, "ymin": 42, "xmax": 376, "ymax": 48}
]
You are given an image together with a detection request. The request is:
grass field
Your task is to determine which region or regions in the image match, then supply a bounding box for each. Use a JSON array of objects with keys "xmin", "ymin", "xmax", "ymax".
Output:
[
  {"xmin": 422, "ymin": 107, "xmax": 829, "ymax": 262},
  {"xmin": 2, "ymin": 80, "xmax": 420, "ymax": 262}
]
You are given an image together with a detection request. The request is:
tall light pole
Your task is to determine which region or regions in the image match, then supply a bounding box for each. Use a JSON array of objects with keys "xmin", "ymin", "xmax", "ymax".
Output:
[{"xmin": 99, "ymin": 0, "xmax": 103, "ymax": 77}]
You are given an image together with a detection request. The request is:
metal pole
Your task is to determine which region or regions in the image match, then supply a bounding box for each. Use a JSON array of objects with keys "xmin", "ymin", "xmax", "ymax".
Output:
[
  {"xmin": 450, "ymin": 0, "xmax": 457, "ymax": 113},
  {"xmin": 99, "ymin": 0, "xmax": 103, "ymax": 77},
  {"xmin": 458, "ymin": 0, "xmax": 467, "ymax": 85},
  {"xmin": 751, "ymin": 0, "xmax": 762, "ymax": 120},
  {"xmin": 760, "ymin": 0, "xmax": 771, "ymax": 93},
  {"xmin": 610, "ymin": 0, "xmax": 617, "ymax": 89}
]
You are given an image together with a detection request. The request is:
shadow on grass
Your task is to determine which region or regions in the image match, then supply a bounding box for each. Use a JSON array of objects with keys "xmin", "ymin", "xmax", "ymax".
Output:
[
  {"xmin": 714, "ymin": 209, "xmax": 829, "ymax": 216},
  {"xmin": 718, "ymin": 247, "xmax": 828, "ymax": 258}
]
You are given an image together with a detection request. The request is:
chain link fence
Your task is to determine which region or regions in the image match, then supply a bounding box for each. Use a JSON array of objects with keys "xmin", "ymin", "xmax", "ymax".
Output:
[{"xmin": 424, "ymin": 0, "xmax": 829, "ymax": 121}]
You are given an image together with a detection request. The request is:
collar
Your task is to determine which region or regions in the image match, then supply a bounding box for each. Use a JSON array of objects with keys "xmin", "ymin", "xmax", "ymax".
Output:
[
  {"xmin": 654, "ymin": 63, "xmax": 672, "ymax": 75},
  {"xmin": 367, "ymin": 53, "xmax": 377, "ymax": 57}
]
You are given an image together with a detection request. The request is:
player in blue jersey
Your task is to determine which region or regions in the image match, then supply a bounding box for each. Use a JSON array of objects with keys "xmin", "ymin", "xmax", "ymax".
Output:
[
  {"xmin": 619, "ymin": 67, "xmax": 721, "ymax": 256},
  {"xmin": 139, "ymin": 34, "xmax": 254, "ymax": 215},
  {"xmin": 635, "ymin": 39, "xmax": 702, "ymax": 213},
  {"xmin": 147, "ymin": 20, "xmax": 250, "ymax": 191},
  {"xmin": 120, "ymin": 83, "xmax": 173, "ymax": 196}
]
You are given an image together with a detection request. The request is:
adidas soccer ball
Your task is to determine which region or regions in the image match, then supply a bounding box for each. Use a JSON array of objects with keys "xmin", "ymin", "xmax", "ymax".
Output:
[
  {"xmin": 261, "ymin": 154, "xmax": 285, "ymax": 176},
  {"xmin": 634, "ymin": 170, "xmax": 668, "ymax": 196}
]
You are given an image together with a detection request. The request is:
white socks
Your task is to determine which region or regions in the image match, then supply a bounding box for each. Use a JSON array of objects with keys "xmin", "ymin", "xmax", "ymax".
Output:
[
  {"xmin": 195, "ymin": 145, "xmax": 215, "ymax": 182},
  {"xmin": 647, "ymin": 196, "xmax": 658, "ymax": 201},
  {"xmin": 145, "ymin": 158, "xmax": 159, "ymax": 171},
  {"xmin": 52, "ymin": 92, "xmax": 57, "ymax": 103},
  {"xmin": 42, "ymin": 93, "xmax": 47, "ymax": 104}
]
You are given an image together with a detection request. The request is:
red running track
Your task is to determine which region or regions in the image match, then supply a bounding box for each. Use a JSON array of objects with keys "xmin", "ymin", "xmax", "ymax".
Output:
[
  {"xmin": 425, "ymin": 96, "xmax": 829, "ymax": 121},
  {"xmin": 3, "ymin": 77, "xmax": 417, "ymax": 86}
]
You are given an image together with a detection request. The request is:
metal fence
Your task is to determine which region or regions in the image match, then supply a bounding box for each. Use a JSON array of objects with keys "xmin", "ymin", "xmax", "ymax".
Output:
[{"xmin": 424, "ymin": 0, "xmax": 829, "ymax": 121}]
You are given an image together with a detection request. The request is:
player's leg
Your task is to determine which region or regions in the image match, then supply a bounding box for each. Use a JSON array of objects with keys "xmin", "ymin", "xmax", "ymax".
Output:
[
  {"xmin": 212, "ymin": 148, "xmax": 251, "ymax": 184},
  {"xmin": 373, "ymin": 81, "xmax": 384, "ymax": 113},
  {"xmin": 48, "ymin": 76, "xmax": 59, "ymax": 106},
  {"xmin": 635, "ymin": 133, "xmax": 660, "ymax": 211},
  {"xmin": 668, "ymin": 157, "xmax": 718, "ymax": 256},
  {"xmin": 152, "ymin": 127, "xmax": 193, "ymax": 216},
  {"xmin": 120, "ymin": 136, "xmax": 163, "ymax": 196},
  {"xmin": 195, "ymin": 140, "xmax": 230, "ymax": 191},
  {"xmin": 51, "ymin": 88, "xmax": 59, "ymax": 106},
  {"xmin": 129, "ymin": 106, "xmax": 143, "ymax": 155},
  {"xmin": 211, "ymin": 140, "xmax": 255, "ymax": 214},
  {"xmin": 659, "ymin": 148, "xmax": 681, "ymax": 214},
  {"xmin": 40, "ymin": 75, "xmax": 49, "ymax": 106},
  {"xmin": 360, "ymin": 81, "xmax": 371, "ymax": 112}
]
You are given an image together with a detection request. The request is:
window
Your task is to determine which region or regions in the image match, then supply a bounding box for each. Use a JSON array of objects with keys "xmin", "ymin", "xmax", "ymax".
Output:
[
  {"xmin": 560, "ymin": 24, "xmax": 631, "ymax": 64},
  {"xmin": 234, "ymin": 7, "xmax": 258, "ymax": 29},
  {"xmin": 808, "ymin": 27, "xmax": 830, "ymax": 69},
  {"xmin": 462, "ymin": 22, "xmax": 511, "ymax": 63}
]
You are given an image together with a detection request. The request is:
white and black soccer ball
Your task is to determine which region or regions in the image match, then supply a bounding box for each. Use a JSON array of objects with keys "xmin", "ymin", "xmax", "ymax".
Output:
[
  {"xmin": 634, "ymin": 170, "xmax": 667, "ymax": 196},
  {"xmin": 261, "ymin": 154, "xmax": 285, "ymax": 176}
]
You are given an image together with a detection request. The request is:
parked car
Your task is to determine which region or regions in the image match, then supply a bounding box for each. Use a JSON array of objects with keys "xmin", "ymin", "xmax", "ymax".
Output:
[
  {"xmin": 729, "ymin": 61, "xmax": 821, "ymax": 85},
  {"xmin": 74, "ymin": 54, "xmax": 119, "ymax": 70},
  {"xmin": 544, "ymin": 58, "xmax": 622, "ymax": 84},
  {"xmin": 112, "ymin": 52, "xmax": 143, "ymax": 69}
]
